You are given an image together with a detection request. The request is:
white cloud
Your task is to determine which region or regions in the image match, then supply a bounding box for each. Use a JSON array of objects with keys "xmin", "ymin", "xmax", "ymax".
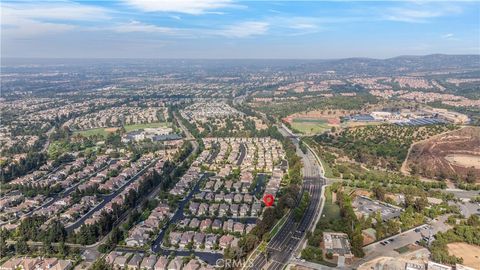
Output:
[
  {"xmin": 123, "ymin": 0, "xmax": 235, "ymax": 15},
  {"xmin": 217, "ymin": 21, "xmax": 269, "ymax": 38},
  {"xmin": 383, "ymin": 4, "xmax": 462, "ymax": 23},
  {"xmin": 441, "ymin": 33, "xmax": 459, "ymax": 41},
  {"xmin": 1, "ymin": 1, "xmax": 110, "ymax": 38},
  {"xmin": 112, "ymin": 20, "xmax": 177, "ymax": 34},
  {"xmin": 1, "ymin": 2, "xmax": 109, "ymax": 21}
]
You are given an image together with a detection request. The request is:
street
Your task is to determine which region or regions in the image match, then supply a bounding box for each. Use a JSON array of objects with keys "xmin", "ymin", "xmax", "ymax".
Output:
[{"xmin": 248, "ymin": 124, "xmax": 325, "ymax": 270}]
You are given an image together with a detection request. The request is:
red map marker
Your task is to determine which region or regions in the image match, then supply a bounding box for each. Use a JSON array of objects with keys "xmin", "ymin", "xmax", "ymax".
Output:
[{"xmin": 263, "ymin": 194, "xmax": 275, "ymax": 207}]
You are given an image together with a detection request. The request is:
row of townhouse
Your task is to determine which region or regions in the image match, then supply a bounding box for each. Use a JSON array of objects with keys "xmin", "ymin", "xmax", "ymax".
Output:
[
  {"xmin": 125, "ymin": 203, "xmax": 172, "ymax": 247},
  {"xmin": 194, "ymin": 190, "xmax": 254, "ymax": 204},
  {"xmin": 106, "ymin": 252, "xmax": 213, "ymax": 270},
  {"xmin": 170, "ymin": 166, "xmax": 201, "ymax": 196},
  {"xmin": 168, "ymin": 231, "xmax": 239, "ymax": 251},
  {"xmin": 187, "ymin": 201, "xmax": 261, "ymax": 217},
  {"xmin": 177, "ymin": 218, "xmax": 255, "ymax": 235},
  {"xmin": 0, "ymin": 257, "xmax": 72, "ymax": 270},
  {"xmin": 83, "ymin": 158, "xmax": 164, "ymax": 226},
  {"xmin": 63, "ymin": 106, "xmax": 162, "ymax": 130}
]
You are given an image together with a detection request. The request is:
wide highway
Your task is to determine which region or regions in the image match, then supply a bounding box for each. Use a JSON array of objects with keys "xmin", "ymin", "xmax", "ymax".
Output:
[{"xmin": 248, "ymin": 125, "xmax": 325, "ymax": 270}]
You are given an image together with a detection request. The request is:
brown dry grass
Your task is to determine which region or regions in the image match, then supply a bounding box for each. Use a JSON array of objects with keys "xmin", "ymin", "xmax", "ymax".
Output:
[
  {"xmin": 447, "ymin": 242, "xmax": 480, "ymax": 269},
  {"xmin": 404, "ymin": 127, "xmax": 480, "ymax": 182},
  {"xmin": 445, "ymin": 154, "xmax": 480, "ymax": 169}
]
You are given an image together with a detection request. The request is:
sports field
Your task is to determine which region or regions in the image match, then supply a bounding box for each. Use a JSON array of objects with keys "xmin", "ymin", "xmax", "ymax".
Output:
[
  {"xmin": 291, "ymin": 118, "xmax": 330, "ymax": 135},
  {"xmin": 75, "ymin": 127, "xmax": 112, "ymax": 137}
]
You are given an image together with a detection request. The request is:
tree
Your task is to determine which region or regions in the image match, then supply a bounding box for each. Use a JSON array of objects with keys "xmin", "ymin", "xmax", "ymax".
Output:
[
  {"xmin": 0, "ymin": 229, "xmax": 11, "ymax": 257},
  {"xmin": 15, "ymin": 237, "xmax": 29, "ymax": 254},
  {"xmin": 414, "ymin": 195, "xmax": 428, "ymax": 212},
  {"xmin": 373, "ymin": 186, "xmax": 386, "ymax": 201},
  {"xmin": 350, "ymin": 226, "xmax": 365, "ymax": 257},
  {"xmin": 405, "ymin": 194, "xmax": 415, "ymax": 208},
  {"xmin": 326, "ymin": 252, "xmax": 333, "ymax": 259},
  {"xmin": 239, "ymin": 234, "xmax": 259, "ymax": 252},
  {"xmin": 385, "ymin": 219, "xmax": 400, "ymax": 235},
  {"xmin": 91, "ymin": 258, "xmax": 113, "ymax": 270},
  {"xmin": 465, "ymin": 169, "xmax": 477, "ymax": 184}
]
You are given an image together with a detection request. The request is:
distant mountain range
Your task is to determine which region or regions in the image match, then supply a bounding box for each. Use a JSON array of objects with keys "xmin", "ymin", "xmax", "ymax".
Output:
[
  {"xmin": 285, "ymin": 54, "xmax": 480, "ymax": 76},
  {"xmin": 3, "ymin": 54, "xmax": 480, "ymax": 76}
]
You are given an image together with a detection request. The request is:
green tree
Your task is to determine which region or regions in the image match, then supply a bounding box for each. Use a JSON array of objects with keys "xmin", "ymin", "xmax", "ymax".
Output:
[
  {"xmin": 91, "ymin": 258, "xmax": 113, "ymax": 270},
  {"xmin": 15, "ymin": 237, "xmax": 29, "ymax": 254}
]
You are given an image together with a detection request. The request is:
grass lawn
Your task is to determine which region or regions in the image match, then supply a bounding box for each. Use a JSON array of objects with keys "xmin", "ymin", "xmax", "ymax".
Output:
[
  {"xmin": 124, "ymin": 122, "xmax": 169, "ymax": 132},
  {"xmin": 292, "ymin": 118, "xmax": 330, "ymax": 135},
  {"xmin": 394, "ymin": 245, "xmax": 411, "ymax": 254},
  {"xmin": 322, "ymin": 186, "xmax": 341, "ymax": 222},
  {"xmin": 74, "ymin": 122, "xmax": 169, "ymax": 137},
  {"xmin": 319, "ymin": 157, "xmax": 334, "ymax": 178},
  {"xmin": 74, "ymin": 127, "xmax": 111, "ymax": 137}
]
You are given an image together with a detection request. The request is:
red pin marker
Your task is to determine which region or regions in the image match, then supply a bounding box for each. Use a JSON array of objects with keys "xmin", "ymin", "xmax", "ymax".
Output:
[{"xmin": 263, "ymin": 194, "xmax": 275, "ymax": 207}]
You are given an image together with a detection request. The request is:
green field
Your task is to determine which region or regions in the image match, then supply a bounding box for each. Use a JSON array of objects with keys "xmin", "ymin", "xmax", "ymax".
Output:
[
  {"xmin": 124, "ymin": 122, "xmax": 169, "ymax": 132},
  {"xmin": 394, "ymin": 245, "xmax": 411, "ymax": 254},
  {"xmin": 291, "ymin": 118, "xmax": 330, "ymax": 135},
  {"xmin": 75, "ymin": 122, "xmax": 169, "ymax": 137},
  {"xmin": 322, "ymin": 186, "xmax": 341, "ymax": 222},
  {"xmin": 74, "ymin": 127, "xmax": 112, "ymax": 137},
  {"xmin": 321, "ymin": 158, "xmax": 335, "ymax": 179}
]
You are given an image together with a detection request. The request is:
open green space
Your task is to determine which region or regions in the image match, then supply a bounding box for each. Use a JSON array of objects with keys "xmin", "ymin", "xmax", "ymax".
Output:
[
  {"xmin": 124, "ymin": 122, "xmax": 169, "ymax": 132},
  {"xmin": 394, "ymin": 245, "xmax": 411, "ymax": 254},
  {"xmin": 317, "ymin": 155, "xmax": 334, "ymax": 179},
  {"xmin": 291, "ymin": 119, "xmax": 330, "ymax": 135},
  {"xmin": 322, "ymin": 186, "xmax": 341, "ymax": 222},
  {"xmin": 74, "ymin": 122, "xmax": 169, "ymax": 137},
  {"xmin": 74, "ymin": 127, "xmax": 111, "ymax": 137}
]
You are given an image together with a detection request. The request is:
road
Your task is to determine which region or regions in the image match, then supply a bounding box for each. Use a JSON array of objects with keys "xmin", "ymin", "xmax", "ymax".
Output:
[
  {"xmin": 149, "ymin": 173, "xmax": 224, "ymax": 265},
  {"xmin": 88, "ymin": 114, "xmax": 201, "ymax": 251},
  {"xmin": 32, "ymin": 160, "xmax": 116, "ymax": 215},
  {"xmin": 148, "ymin": 113, "xmax": 227, "ymax": 264},
  {"xmin": 248, "ymin": 124, "xmax": 325, "ymax": 270},
  {"xmin": 66, "ymin": 158, "xmax": 158, "ymax": 232},
  {"xmin": 174, "ymin": 112, "xmax": 196, "ymax": 141},
  {"xmin": 449, "ymin": 200, "xmax": 480, "ymax": 218},
  {"xmin": 41, "ymin": 126, "xmax": 55, "ymax": 152},
  {"xmin": 442, "ymin": 188, "xmax": 480, "ymax": 200}
]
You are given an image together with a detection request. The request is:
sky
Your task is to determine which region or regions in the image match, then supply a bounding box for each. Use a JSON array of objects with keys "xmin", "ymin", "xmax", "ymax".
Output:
[{"xmin": 1, "ymin": 0, "xmax": 479, "ymax": 59}]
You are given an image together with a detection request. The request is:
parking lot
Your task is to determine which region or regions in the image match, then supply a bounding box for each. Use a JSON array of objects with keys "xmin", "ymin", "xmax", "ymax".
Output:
[{"xmin": 355, "ymin": 215, "xmax": 451, "ymax": 268}]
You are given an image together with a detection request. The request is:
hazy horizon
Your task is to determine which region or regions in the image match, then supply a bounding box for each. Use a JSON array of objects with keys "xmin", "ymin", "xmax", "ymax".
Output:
[
  {"xmin": 3, "ymin": 53, "xmax": 480, "ymax": 62},
  {"xmin": 2, "ymin": 0, "xmax": 479, "ymax": 59}
]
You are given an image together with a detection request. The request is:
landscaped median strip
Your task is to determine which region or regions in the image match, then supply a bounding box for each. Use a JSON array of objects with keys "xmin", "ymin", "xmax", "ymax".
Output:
[{"xmin": 242, "ymin": 210, "xmax": 290, "ymax": 270}]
